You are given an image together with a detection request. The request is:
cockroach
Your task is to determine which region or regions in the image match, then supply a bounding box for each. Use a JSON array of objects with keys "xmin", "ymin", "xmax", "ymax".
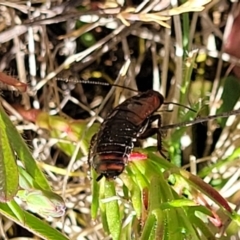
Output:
[
  {"xmin": 57, "ymin": 78, "xmax": 240, "ymax": 181},
  {"xmin": 88, "ymin": 89, "xmax": 165, "ymax": 181}
]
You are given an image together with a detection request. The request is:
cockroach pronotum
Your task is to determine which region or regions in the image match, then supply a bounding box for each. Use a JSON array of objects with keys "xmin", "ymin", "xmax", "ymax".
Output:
[{"xmin": 88, "ymin": 89, "xmax": 165, "ymax": 181}]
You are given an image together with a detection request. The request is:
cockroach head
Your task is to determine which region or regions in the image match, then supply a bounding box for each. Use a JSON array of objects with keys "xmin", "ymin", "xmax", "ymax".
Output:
[{"xmin": 96, "ymin": 169, "xmax": 123, "ymax": 181}]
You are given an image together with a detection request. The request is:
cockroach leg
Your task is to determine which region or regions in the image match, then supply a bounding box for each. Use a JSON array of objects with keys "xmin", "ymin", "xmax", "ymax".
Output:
[{"xmin": 137, "ymin": 114, "xmax": 168, "ymax": 159}]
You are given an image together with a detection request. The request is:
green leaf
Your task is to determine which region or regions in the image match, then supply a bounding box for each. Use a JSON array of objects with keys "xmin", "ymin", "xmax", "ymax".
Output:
[
  {"xmin": 91, "ymin": 168, "xmax": 100, "ymax": 219},
  {"xmin": 174, "ymin": 207, "xmax": 200, "ymax": 240},
  {"xmin": 7, "ymin": 200, "xmax": 25, "ymax": 223},
  {"xmin": 165, "ymin": 208, "xmax": 180, "ymax": 240},
  {"xmin": 104, "ymin": 181, "xmax": 121, "ymax": 240},
  {"xmin": 130, "ymin": 183, "xmax": 142, "ymax": 218},
  {"xmin": 0, "ymin": 104, "xmax": 50, "ymax": 191},
  {"xmin": 160, "ymin": 199, "xmax": 197, "ymax": 209},
  {"xmin": 231, "ymin": 211, "xmax": 240, "ymax": 225},
  {"xmin": 18, "ymin": 166, "xmax": 41, "ymax": 190},
  {"xmin": 217, "ymin": 76, "xmax": 240, "ymax": 127},
  {"xmin": 128, "ymin": 162, "xmax": 149, "ymax": 190},
  {"xmin": 152, "ymin": 209, "xmax": 164, "ymax": 239},
  {"xmin": 17, "ymin": 166, "xmax": 66, "ymax": 218},
  {"xmin": 99, "ymin": 179, "xmax": 109, "ymax": 233},
  {"xmin": 187, "ymin": 208, "xmax": 216, "ymax": 239},
  {"xmin": 17, "ymin": 189, "xmax": 65, "ymax": 218},
  {"xmin": 0, "ymin": 106, "xmax": 18, "ymax": 202},
  {"xmin": 36, "ymin": 113, "xmax": 99, "ymax": 159},
  {"xmin": 170, "ymin": 168, "xmax": 232, "ymax": 214},
  {"xmin": 0, "ymin": 202, "xmax": 68, "ymax": 240},
  {"xmin": 140, "ymin": 213, "xmax": 157, "ymax": 240},
  {"xmin": 121, "ymin": 171, "xmax": 142, "ymax": 218},
  {"xmin": 148, "ymin": 175, "xmax": 164, "ymax": 212}
]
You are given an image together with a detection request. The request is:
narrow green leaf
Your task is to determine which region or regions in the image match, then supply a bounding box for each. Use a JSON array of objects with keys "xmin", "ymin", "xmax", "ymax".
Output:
[
  {"xmin": 0, "ymin": 202, "xmax": 68, "ymax": 240},
  {"xmin": 18, "ymin": 166, "xmax": 66, "ymax": 218},
  {"xmin": 140, "ymin": 213, "xmax": 156, "ymax": 240},
  {"xmin": 165, "ymin": 208, "xmax": 180, "ymax": 240},
  {"xmin": 147, "ymin": 151, "xmax": 175, "ymax": 170},
  {"xmin": 187, "ymin": 208, "xmax": 216, "ymax": 239},
  {"xmin": 148, "ymin": 175, "xmax": 163, "ymax": 212},
  {"xmin": 91, "ymin": 169, "xmax": 100, "ymax": 219},
  {"xmin": 17, "ymin": 189, "xmax": 65, "ymax": 218},
  {"xmin": 7, "ymin": 200, "xmax": 25, "ymax": 223},
  {"xmin": 217, "ymin": 76, "xmax": 240, "ymax": 127},
  {"xmin": 104, "ymin": 181, "xmax": 121, "ymax": 240},
  {"xmin": 0, "ymin": 104, "xmax": 50, "ymax": 190},
  {"xmin": 121, "ymin": 171, "xmax": 142, "ymax": 218},
  {"xmin": 99, "ymin": 179, "xmax": 109, "ymax": 233},
  {"xmin": 130, "ymin": 184, "xmax": 142, "ymax": 218},
  {"xmin": 174, "ymin": 207, "xmax": 199, "ymax": 240},
  {"xmin": 160, "ymin": 199, "xmax": 197, "ymax": 209},
  {"xmin": 0, "ymin": 107, "xmax": 18, "ymax": 202},
  {"xmin": 18, "ymin": 166, "xmax": 41, "ymax": 190},
  {"xmin": 128, "ymin": 162, "xmax": 149, "ymax": 190},
  {"xmin": 180, "ymin": 169, "xmax": 232, "ymax": 213},
  {"xmin": 231, "ymin": 211, "xmax": 240, "ymax": 225},
  {"xmin": 152, "ymin": 209, "xmax": 164, "ymax": 240},
  {"xmin": 148, "ymin": 173, "xmax": 174, "ymax": 212}
]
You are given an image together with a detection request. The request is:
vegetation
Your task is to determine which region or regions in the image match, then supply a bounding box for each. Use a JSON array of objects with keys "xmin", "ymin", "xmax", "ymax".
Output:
[{"xmin": 0, "ymin": 0, "xmax": 240, "ymax": 239}]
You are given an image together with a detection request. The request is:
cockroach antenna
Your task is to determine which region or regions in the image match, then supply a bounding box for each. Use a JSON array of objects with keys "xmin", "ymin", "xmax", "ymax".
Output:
[
  {"xmin": 57, "ymin": 76, "xmax": 197, "ymax": 113},
  {"xmin": 56, "ymin": 77, "xmax": 140, "ymax": 93},
  {"xmin": 161, "ymin": 108, "xmax": 240, "ymax": 130},
  {"xmin": 163, "ymin": 101, "xmax": 197, "ymax": 113}
]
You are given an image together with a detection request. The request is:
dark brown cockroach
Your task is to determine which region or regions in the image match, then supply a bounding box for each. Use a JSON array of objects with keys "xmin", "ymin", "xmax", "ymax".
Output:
[
  {"xmin": 88, "ymin": 92, "xmax": 240, "ymax": 181},
  {"xmin": 88, "ymin": 90, "xmax": 165, "ymax": 181},
  {"xmin": 57, "ymin": 78, "xmax": 240, "ymax": 181},
  {"xmin": 57, "ymin": 77, "xmax": 170, "ymax": 181}
]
